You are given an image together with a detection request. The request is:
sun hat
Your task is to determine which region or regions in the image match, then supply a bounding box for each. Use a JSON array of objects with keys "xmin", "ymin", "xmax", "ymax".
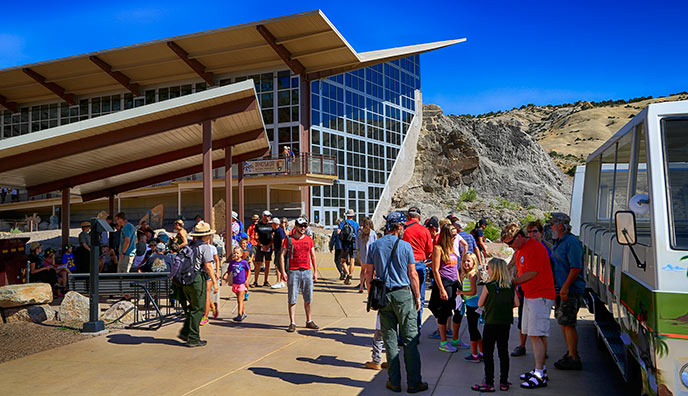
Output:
[
  {"xmin": 295, "ymin": 217, "xmax": 308, "ymax": 226},
  {"xmin": 384, "ymin": 211, "xmax": 407, "ymax": 230},
  {"xmin": 29, "ymin": 241, "xmax": 41, "ymax": 251},
  {"xmin": 156, "ymin": 242, "xmax": 166, "ymax": 251},
  {"xmin": 174, "ymin": 219, "xmax": 184, "ymax": 226},
  {"xmin": 262, "ymin": 210, "xmax": 272, "ymax": 217},
  {"xmin": 271, "ymin": 217, "xmax": 281, "ymax": 224},
  {"xmin": 231, "ymin": 211, "xmax": 238, "ymax": 219},
  {"xmin": 80, "ymin": 221, "xmax": 91, "ymax": 227},
  {"xmin": 188, "ymin": 221, "xmax": 215, "ymax": 236},
  {"xmin": 252, "ymin": 214, "xmax": 260, "ymax": 220},
  {"xmin": 345, "ymin": 209, "xmax": 355, "ymax": 217}
]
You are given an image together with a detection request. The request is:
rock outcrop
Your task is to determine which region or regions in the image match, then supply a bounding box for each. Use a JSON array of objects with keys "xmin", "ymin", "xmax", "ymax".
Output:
[
  {"xmin": 391, "ymin": 104, "xmax": 572, "ymax": 225},
  {"xmin": 0, "ymin": 283, "xmax": 53, "ymax": 308}
]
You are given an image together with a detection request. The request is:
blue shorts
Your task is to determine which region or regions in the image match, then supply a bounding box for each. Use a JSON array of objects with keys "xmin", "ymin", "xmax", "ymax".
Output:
[{"xmin": 287, "ymin": 269, "xmax": 313, "ymax": 305}]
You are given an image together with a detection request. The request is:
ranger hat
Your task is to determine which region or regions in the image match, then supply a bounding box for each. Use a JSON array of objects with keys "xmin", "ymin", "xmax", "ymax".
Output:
[{"xmin": 188, "ymin": 221, "xmax": 215, "ymax": 236}]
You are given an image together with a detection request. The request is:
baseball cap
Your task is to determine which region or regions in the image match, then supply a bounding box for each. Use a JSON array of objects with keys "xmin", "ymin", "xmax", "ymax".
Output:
[
  {"xmin": 271, "ymin": 217, "xmax": 281, "ymax": 224},
  {"xmin": 549, "ymin": 212, "xmax": 571, "ymax": 225},
  {"xmin": 478, "ymin": 219, "xmax": 489, "ymax": 226},
  {"xmin": 408, "ymin": 206, "xmax": 421, "ymax": 216},
  {"xmin": 295, "ymin": 217, "xmax": 308, "ymax": 226},
  {"xmin": 156, "ymin": 242, "xmax": 166, "ymax": 251},
  {"xmin": 262, "ymin": 210, "xmax": 272, "ymax": 217},
  {"xmin": 424, "ymin": 216, "xmax": 439, "ymax": 229},
  {"xmin": 384, "ymin": 211, "xmax": 407, "ymax": 230}
]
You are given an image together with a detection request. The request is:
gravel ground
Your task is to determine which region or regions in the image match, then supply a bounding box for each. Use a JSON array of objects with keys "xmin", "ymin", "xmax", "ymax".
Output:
[{"xmin": 0, "ymin": 321, "xmax": 97, "ymax": 363}]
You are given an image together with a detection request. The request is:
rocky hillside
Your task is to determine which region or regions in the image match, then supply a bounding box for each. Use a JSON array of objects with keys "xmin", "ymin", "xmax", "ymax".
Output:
[{"xmin": 391, "ymin": 105, "xmax": 572, "ymax": 226}]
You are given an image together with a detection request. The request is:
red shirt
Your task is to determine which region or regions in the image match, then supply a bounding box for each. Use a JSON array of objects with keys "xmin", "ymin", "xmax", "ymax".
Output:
[
  {"xmin": 402, "ymin": 220, "xmax": 433, "ymax": 262},
  {"xmin": 282, "ymin": 234, "xmax": 314, "ymax": 270},
  {"xmin": 247, "ymin": 223, "xmax": 258, "ymax": 246},
  {"xmin": 516, "ymin": 238, "xmax": 556, "ymax": 300}
]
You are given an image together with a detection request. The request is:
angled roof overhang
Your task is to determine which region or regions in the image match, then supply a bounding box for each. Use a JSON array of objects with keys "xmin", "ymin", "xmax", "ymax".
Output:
[{"xmin": 0, "ymin": 80, "xmax": 268, "ymax": 201}]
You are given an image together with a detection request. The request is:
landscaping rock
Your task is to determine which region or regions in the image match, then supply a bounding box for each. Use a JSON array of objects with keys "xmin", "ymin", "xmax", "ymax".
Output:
[
  {"xmin": 5, "ymin": 304, "xmax": 56, "ymax": 323},
  {"xmin": 102, "ymin": 301, "xmax": 135, "ymax": 324},
  {"xmin": 0, "ymin": 283, "xmax": 53, "ymax": 308},
  {"xmin": 58, "ymin": 291, "xmax": 89, "ymax": 322}
]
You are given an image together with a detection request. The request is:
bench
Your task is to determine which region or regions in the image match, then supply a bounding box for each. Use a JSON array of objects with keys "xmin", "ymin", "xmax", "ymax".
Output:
[{"xmin": 68, "ymin": 273, "xmax": 182, "ymax": 330}]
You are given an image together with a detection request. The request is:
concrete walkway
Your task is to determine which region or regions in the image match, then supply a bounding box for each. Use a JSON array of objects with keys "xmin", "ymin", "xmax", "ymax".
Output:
[{"xmin": 0, "ymin": 252, "xmax": 626, "ymax": 395}]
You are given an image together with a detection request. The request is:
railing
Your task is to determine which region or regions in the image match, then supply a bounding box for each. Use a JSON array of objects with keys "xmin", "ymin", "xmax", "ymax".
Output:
[{"xmin": 243, "ymin": 153, "xmax": 337, "ymax": 177}]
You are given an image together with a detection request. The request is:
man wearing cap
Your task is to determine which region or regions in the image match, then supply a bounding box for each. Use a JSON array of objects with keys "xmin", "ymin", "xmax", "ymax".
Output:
[
  {"xmin": 270, "ymin": 217, "xmax": 287, "ymax": 289},
  {"xmin": 177, "ymin": 221, "xmax": 218, "ymax": 347},
  {"xmin": 253, "ymin": 211, "xmax": 275, "ymax": 287},
  {"xmin": 549, "ymin": 213, "xmax": 585, "ymax": 370},
  {"xmin": 338, "ymin": 209, "xmax": 359, "ymax": 285},
  {"xmin": 142, "ymin": 242, "xmax": 172, "ymax": 272},
  {"xmin": 402, "ymin": 206, "xmax": 433, "ymax": 334},
  {"xmin": 280, "ymin": 217, "xmax": 319, "ymax": 332},
  {"xmin": 501, "ymin": 223, "xmax": 555, "ymax": 389},
  {"xmin": 115, "ymin": 212, "xmax": 137, "ymax": 273},
  {"xmin": 364, "ymin": 211, "xmax": 427, "ymax": 393}
]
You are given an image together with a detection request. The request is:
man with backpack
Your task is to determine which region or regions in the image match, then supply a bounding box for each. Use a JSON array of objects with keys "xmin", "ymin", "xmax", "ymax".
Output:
[
  {"xmin": 363, "ymin": 211, "xmax": 427, "ymax": 393},
  {"xmin": 338, "ymin": 209, "xmax": 359, "ymax": 285},
  {"xmin": 173, "ymin": 221, "xmax": 218, "ymax": 347},
  {"xmin": 279, "ymin": 217, "xmax": 319, "ymax": 333}
]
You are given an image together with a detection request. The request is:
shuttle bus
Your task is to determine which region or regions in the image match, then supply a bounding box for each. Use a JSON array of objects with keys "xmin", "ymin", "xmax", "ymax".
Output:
[{"xmin": 578, "ymin": 100, "xmax": 688, "ymax": 396}]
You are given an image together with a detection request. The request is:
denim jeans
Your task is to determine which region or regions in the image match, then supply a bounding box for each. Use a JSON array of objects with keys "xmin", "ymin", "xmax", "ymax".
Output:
[
  {"xmin": 379, "ymin": 288, "xmax": 423, "ymax": 388},
  {"xmin": 415, "ymin": 263, "xmax": 426, "ymax": 332}
]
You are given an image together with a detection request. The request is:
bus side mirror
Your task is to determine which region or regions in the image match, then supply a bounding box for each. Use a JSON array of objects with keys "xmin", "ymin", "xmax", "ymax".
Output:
[
  {"xmin": 615, "ymin": 211, "xmax": 637, "ymax": 245},
  {"xmin": 615, "ymin": 211, "xmax": 646, "ymax": 270}
]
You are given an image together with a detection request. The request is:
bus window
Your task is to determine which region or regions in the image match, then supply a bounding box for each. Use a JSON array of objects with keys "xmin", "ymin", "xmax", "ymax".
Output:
[
  {"xmin": 662, "ymin": 118, "xmax": 688, "ymax": 249},
  {"xmin": 597, "ymin": 147, "xmax": 616, "ymax": 223},
  {"xmin": 634, "ymin": 123, "xmax": 650, "ymax": 224},
  {"xmin": 613, "ymin": 134, "xmax": 632, "ymax": 214}
]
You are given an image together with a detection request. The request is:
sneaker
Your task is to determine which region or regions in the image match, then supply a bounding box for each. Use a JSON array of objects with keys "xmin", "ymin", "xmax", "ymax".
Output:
[
  {"xmin": 364, "ymin": 361, "xmax": 382, "ymax": 370},
  {"xmin": 385, "ymin": 381, "xmax": 402, "ymax": 393},
  {"xmin": 479, "ymin": 353, "xmax": 484, "ymax": 361},
  {"xmin": 464, "ymin": 354, "xmax": 481, "ymax": 363},
  {"xmin": 270, "ymin": 282, "xmax": 285, "ymax": 289},
  {"xmin": 439, "ymin": 341, "xmax": 458, "ymax": 353},
  {"xmin": 186, "ymin": 340, "xmax": 207, "ymax": 348},
  {"xmin": 344, "ymin": 275, "xmax": 352, "ymax": 285},
  {"xmin": 511, "ymin": 345, "xmax": 526, "ymax": 357},
  {"xmin": 244, "ymin": 292, "xmax": 249, "ymax": 301},
  {"xmin": 238, "ymin": 313, "xmax": 247, "ymax": 322},
  {"xmin": 450, "ymin": 339, "xmax": 470, "ymax": 349},
  {"xmin": 554, "ymin": 354, "xmax": 582, "ymax": 370},
  {"xmin": 447, "ymin": 329, "xmax": 453, "ymax": 336},
  {"xmin": 287, "ymin": 323, "xmax": 296, "ymax": 332},
  {"xmin": 429, "ymin": 330, "xmax": 441, "ymax": 339},
  {"xmin": 200, "ymin": 316, "xmax": 209, "ymax": 326},
  {"xmin": 211, "ymin": 305, "xmax": 218, "ymax": 319},
  {"xmin": 233, "ymin": 315, "xmax": 242, "ymax": 322},
  {"xmin": 306, "ymin": 321, "xmax": 319, "ymax": 330},
  {"xmin": 339, "ymin": 273, "xmax": 346, "ymax": 280}
]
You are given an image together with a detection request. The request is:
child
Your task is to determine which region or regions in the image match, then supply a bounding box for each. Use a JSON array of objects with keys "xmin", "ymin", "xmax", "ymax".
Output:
[
  {"xmin": 364, "ymin": 313, "xmax": 387, "ymax": 370},
  {"xmin": 61, "ymin": 244, "xmax": 76, "ymax": 272},
  {"xmin": 472, "ymin": 258, "xmax": 518, "ymax": 392},
  {"xmin": 239, "ymin": 238, "xmax": 253, "ymax": 301},
  {"xmin": 458, "ymin": 252, "xmax": 483, "ymax": 362},
  {"xmin": 224, "ymin": 246, "xmax": 250, "ymax": 322}
]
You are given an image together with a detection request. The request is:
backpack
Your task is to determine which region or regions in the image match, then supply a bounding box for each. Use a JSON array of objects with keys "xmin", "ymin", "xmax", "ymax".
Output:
[
  {"xmin": 340, "ymin": 221, "xmax": 356, "ymax": 244},
  {"xmin": 170, "ymin": 240, "xmax": 202, "ymax": 286},
  {"xmin": 367, "ymin": 238, "xmax": 400, "ymax": 312}
]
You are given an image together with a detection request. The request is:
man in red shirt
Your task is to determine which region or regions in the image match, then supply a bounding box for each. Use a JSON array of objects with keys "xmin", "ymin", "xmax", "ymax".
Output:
[
  {"xmin": 280, "ymin": 217, "xmax": 319, "ymax": 333},
  {"xmin": 501, "ymin": 223, "xmax": 555, "ymax": 390},
  {"xmin": 401, "ymin": 206, "xmax": 433, "ymax": 333},
  {"xmin": 246, "ymin": 214, "xmax": 260, "ymax": 249}
]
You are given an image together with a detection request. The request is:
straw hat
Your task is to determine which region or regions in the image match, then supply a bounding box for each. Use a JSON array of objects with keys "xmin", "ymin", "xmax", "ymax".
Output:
[
  {"xmin": 188, "ymin": 221, "xmax": 215, "ymax": 236},
  {"xmin": 80, "ymin": 221, "xmax": 91, "ymax": 227}
]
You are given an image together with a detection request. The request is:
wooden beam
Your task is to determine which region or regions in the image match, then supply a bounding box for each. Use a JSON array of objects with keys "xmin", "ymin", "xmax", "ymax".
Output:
[
  {"xmin": 22, "ymin": 68, "xmax": 76, "ymax": 105},
  {"xmin": 256, "ymin": 24, "xmax": 306, "ymax": 76},
  {"xmin": 0, "ymin": 95, "xmax": 18, "ymax": 113},
  {"xmin": 89, "ymin": 56, "xmax": 140, "ymax": 96},
  {"xmin": 0, "ymin": 96, "xmax": 257, "ymax": 174},
  {"xmin": 167, "ymin": 41, "xmax": 214, "ymax": 87},
  {"xmin": 26, "ymin": 128, "xmax": 265, "ymax": 196},
  {"xmin": 80, "ymin": 147, "xmax": 269, "ymax": 202}
]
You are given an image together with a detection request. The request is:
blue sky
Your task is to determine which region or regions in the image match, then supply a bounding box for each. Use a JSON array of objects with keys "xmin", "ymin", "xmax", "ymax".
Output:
[{"xmin": 1, "ymin": 1, "xmax": 687, "ymax": 114}]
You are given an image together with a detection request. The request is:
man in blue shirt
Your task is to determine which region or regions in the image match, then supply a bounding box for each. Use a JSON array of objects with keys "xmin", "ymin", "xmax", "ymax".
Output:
[
  {"xmin": 549, "ymin": 212, "xmax": 585, "ymax": 371},
  {"xmin": 337, "ymin": 209, "xmax": 359, "ymax": 285},
  {"xmin": 116, "ymin": 212, "xmax": 137, "ymax": 273},
  {"xmin": 456, "ymin": 220, "xmax": 479, "ymax": 258},
  {"xmin": 364, "ymin": 211, "xmax": 427, "ymax": 393}
]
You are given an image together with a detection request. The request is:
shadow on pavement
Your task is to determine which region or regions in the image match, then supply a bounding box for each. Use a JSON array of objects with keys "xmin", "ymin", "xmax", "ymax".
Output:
[
  {"xmin": 298, "ymin": 328, "xmax": 372, "ymax": 347},
  {"xmin": 211, "ymin": 320, "xmax": 288, "ymax": 331},
  {"xmin": 106, "ymin": 334, "xmax": 185, "ymax": 346},
  {"xmin": 248, "ymin": 367, "xmax": 370, "ymax": 387},
  {"xmin": 296, "ymin": 355, "xmax": 365, "ymax": 369}
]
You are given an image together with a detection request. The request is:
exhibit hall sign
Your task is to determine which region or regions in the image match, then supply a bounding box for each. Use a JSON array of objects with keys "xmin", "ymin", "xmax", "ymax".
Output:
[{"xmin": 244, "ymin": 158, "xmax": 286, "ymax": 175}]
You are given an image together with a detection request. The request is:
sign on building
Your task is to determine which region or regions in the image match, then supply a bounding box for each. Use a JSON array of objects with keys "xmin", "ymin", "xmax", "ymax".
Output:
[{"xmin": 244, "ymin": 159, "xmax": 286, "ymax": 175}]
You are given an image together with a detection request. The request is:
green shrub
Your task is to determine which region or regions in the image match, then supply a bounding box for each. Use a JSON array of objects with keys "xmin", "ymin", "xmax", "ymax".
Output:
[
  {"xmin": 465, "ymin": 221, "xmax": 500, "ymax": 242},
  {"xmin": 495, "ymin": 197, "xmax": 521, "ymax": 210},
  {"xmin": 9, "ymin": 228, "xmax": 21, "ymax": 234},
  {"xmin": 460, "ymin": 188, "xmax": 477, "ymax": 203}
]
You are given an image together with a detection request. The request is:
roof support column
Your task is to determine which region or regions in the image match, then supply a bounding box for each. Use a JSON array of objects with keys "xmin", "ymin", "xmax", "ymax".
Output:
[
  {"xmin": 224, "ymin": 146, "xmax": 233, "ymax": 258},
  {"xmin": 299, "ymin": 77, "xmax": 311, "ymax": 219},
  {"xmin": 238, "ymin": 164, "xmax": 245, "ymax": 224},
  {"xmin": 177, "ymin": 184, "xmax": 182, "ymax": 217},
  {"xmin": 266, "ymin": 185, "xmax": 271, "ymax": 211},
  {"xmin": 203, "ymin": 120, "xmax": 213, "ymax": 229},
  {"xmin": 108, "ymin": 194, "xmax": 115, "ymax": 217},
  {"xmin": 61, "ymin": 188, "xmax": 70, "ymax": 250}
]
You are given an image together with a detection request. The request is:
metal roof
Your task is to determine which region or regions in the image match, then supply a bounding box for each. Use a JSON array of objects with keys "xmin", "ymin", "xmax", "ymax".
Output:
[
  {"xmin": 0, "ymin": 80, "xmax": 268, "ymax": 200},
  {"xmin": 0, "ymin": 10, "xmax": 465, "ymax": 109}
]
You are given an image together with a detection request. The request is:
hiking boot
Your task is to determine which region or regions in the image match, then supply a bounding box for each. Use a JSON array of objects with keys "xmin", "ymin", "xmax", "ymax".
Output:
[
  {"xmin": 407, "ymin": 382, "xmax": 429, "ymax": 393},
  {"xmin": 364, "ymin": 361, "xmax": 382, "ymax": 370},
  {"xmin": 385, "ymin": 381, "xmax": 402, "ymax": 393},
  {"xmin": 186, "ymin": 340, "xmax": 207, "ymax": 348},
  {"xmin": 287, "ymin": 323, "xmax": 296, "ymax": 333},
  {"xmin": 306, "ymin": 321, "xmax": 319, "ymax": 330},
  {"xmin": 439, "ymin": 341, "xmax": 458, "ymax": 353},
  {"xmin": 511, "ymin": 345, "xmax": 526, "ymax": 357},
  {"xmin": 554, "ymin": 354, "xmax": 582, "ymax": 370}
]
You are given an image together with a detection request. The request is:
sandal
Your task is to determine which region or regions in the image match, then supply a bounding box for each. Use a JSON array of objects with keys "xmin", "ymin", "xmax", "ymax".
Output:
[
  {"xmin": 520, "ymin": 369, "xmax": 547, "ymax": 381},
  {"xmin": 520, "ymin": 375, "xmax": 547, "ymax": 389},
  {"xmin": 263, "ymin": 281, "xmax": 271, "ymax": 287},
  {"xmin": 471, "ymin": 383, "xmax": 495, "ymax": 392},
  {"xmin": 500, "ymin": 382, "xmax": 511, "ymax": 391}
]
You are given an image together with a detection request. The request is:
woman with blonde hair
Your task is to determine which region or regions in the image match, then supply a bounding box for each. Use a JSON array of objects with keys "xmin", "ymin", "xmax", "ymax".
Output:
[
  {"xmin": 471, "ymin": 257, "xmax": 519, "ymax": 392},
  {"xmin": 458, "ymin": 252, "xmax": 483, "ymax": 362},
  {"xmin": 428, "ymin": 224, "xmax": 461, "ymax": 352},
  {"xmin": 355, "ymin": 217, "xmax": 377, "ymax": 293}
]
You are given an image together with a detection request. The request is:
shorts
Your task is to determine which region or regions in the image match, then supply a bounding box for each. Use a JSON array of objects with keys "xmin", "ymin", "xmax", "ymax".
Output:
[
  {"xmin": 232, "ymin": 283, "xmax": 248, "ymax": 294},
  {"xmin": 287, "ymin": 269, "xmax": 313, "ymax": 305},
  {"xmin": 555, "ymin": 293, "xmax": 582, "ymax": 327},
  {"xmin": 521, "ymin": 297, "xmax": 554, "ymax": 337},
  {"xmin": 117, "ymin": 254, "xmax": 135, "ymax": 273},
  {"xmin": 255, "ymin": 248, "xmax": 273, "ymax": 262},
  {"xmin": 341, "ymin": 244, "xmax": 355, "ymax": 260}
]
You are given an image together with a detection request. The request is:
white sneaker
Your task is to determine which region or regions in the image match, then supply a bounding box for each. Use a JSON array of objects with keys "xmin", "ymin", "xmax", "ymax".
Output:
[{"xmin": 271, "ymin": 282, "xmax": 285, "ymax": 289}]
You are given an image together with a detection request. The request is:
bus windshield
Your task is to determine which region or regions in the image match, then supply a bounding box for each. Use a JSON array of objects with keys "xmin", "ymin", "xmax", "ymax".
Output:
[{"xmin": 663, "ymin": 118, "xmax": 688, "ymax": 250}]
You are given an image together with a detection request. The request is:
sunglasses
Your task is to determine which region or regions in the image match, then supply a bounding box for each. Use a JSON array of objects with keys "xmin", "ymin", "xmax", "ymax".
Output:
[
  {"xmin": 527, "ymin": 229, "xmax": 540, "ymax": 234},
  {"xmin": 505, "ymin": 235, "xmax": 517, "ymax": 246}
]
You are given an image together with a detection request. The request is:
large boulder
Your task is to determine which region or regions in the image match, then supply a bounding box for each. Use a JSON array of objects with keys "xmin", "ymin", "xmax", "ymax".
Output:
[
  {"xmin": 101, "ymin": 301, "xmax": 135, "ymax": 324},
  {"xmin": 58, "ymin": 291, "xmax": 89, "ymax": 322},
  {"xmin": 5, "ymin": 304, "xmax": 56, "ymax": 323},
  {"xmin": 0, "ymin": 283, "xmax": 53, "ymax": 308}
]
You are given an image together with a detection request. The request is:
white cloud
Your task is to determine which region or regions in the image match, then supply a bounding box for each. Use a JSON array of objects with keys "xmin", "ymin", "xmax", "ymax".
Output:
[{"xmin": 0, "ymin": 34, "xmax": 27, "ymax": 68}]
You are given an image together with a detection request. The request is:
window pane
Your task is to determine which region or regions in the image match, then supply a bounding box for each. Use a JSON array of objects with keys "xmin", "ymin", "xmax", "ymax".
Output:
[{"xmin": 663, "ymin": 118, "xmax": 688, "ymax": 249}]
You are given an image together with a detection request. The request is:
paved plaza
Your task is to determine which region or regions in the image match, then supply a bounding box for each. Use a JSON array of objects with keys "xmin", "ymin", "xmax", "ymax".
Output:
[{"xmin": 0, "ymin": 252, "xmax": 626, "ymax": 395}]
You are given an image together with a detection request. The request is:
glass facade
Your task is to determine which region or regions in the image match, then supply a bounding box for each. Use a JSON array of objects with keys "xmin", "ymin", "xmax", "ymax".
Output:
[{"xmin": 310, "ymin": 55, "xmax": 420, "ymax": 226}]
